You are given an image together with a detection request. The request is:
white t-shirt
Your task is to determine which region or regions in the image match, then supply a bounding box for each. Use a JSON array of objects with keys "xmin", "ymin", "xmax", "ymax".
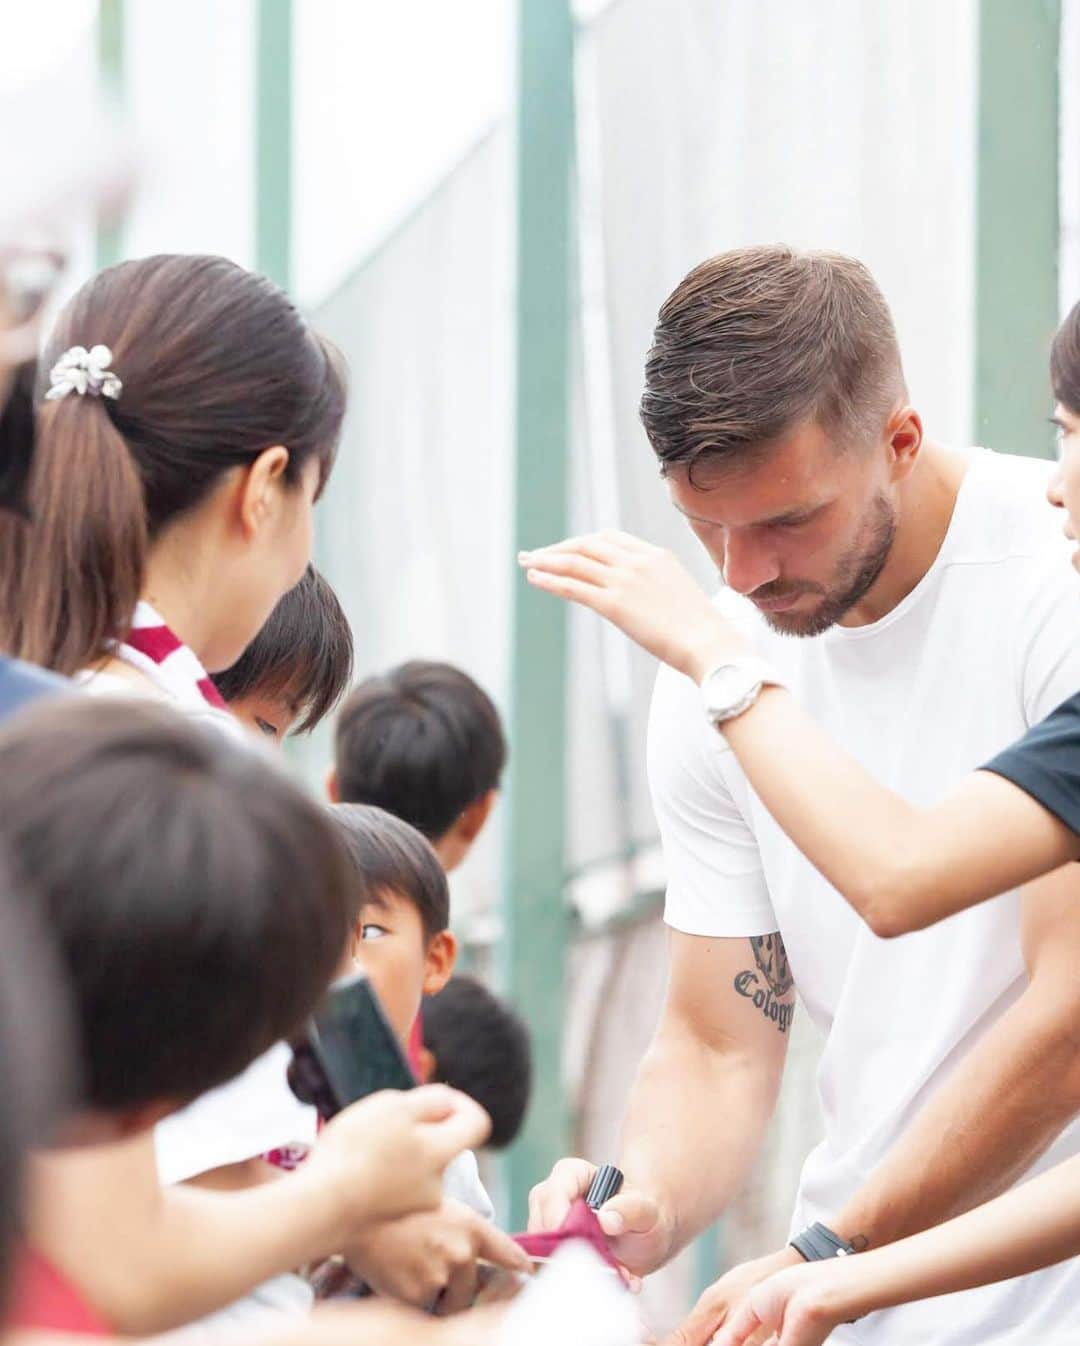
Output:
[{"xmin": 649, "ymin": 450, "xmax": 1080, "ymax": 1346}]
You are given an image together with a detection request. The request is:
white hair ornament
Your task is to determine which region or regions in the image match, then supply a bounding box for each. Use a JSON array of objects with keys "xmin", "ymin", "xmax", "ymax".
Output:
[{"xmin": 44, "ymin": 344, "xmax": 122, "ymax": 401}]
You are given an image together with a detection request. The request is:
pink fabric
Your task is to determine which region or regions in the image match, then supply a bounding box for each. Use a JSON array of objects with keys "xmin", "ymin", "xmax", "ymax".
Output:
[{"xmin": 513, "ymin": 1199, "xmax": 622, "ymax": 1273}]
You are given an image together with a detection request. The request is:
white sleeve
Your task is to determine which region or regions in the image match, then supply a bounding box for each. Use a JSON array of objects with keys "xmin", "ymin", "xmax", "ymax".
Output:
[
  {"xmin": 647, "ymin": 664, "xmax": 777, "ymax": 937},
  {"xmin": 1015, "ymin": 544, "xmax": 1080, "ymax": 726},
  {"xmin": 154, "ymin": 1044, "xmax": 319, "ymax": 1185}
]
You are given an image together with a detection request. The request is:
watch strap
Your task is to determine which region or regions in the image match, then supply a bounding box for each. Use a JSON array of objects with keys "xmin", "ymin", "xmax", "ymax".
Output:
[{"xmin": 790, "ymin": 1222, "xmax": 857, "ymax": 1262}]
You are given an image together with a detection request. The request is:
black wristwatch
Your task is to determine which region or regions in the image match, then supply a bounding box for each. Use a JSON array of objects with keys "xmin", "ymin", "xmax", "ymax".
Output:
[{"xmin": 790, "ymin": 1222, "xmax": 858, "ymax": 1262}]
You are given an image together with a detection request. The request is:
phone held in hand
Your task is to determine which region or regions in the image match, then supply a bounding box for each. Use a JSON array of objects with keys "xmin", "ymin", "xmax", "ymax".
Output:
[{"xmin": 288, "ymin": 971, "xmax": 416, "ymax": 1120}]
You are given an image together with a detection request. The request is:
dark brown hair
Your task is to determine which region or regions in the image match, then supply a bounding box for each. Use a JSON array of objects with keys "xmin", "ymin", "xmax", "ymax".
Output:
[
  {"xmin": 0, "ymin": 254, "xmax": 347, "ymax": 675},
  {"xmin": 1051, "ymin": 300, "xmax": 1080, "ymax": 416},
  {"xmin": 212, "ymin": 564, "xmax": 354, "ymax": 735},
  {"xmin": 330, "ymin": 803, "xmax": 450, "ymax": 940},
  {"xmin": 0, "ymin": 696, "xmax": 354, "ymax": 1111},
  {"xmin": 640, "ymin": 245, "xmax": 905, "ymax": 480},
  {"xmin": 334, "ymin": 660, "xmax": 506, "ymax": 841}
]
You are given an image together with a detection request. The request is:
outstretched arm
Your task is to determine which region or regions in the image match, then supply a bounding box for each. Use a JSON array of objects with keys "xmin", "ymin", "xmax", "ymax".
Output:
[{"xmin": 520, "ymin": 532, "xmax": 1080, "ymax": 934}]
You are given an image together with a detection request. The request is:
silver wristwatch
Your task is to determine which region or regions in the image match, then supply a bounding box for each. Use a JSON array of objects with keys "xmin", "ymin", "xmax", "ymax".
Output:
[{"xmin": 700, "ymin": 656, "xmax": 785, "ymax": 728}]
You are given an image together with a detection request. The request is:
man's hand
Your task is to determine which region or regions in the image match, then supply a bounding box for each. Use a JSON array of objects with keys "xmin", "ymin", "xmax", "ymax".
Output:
[
  {"xmin": 301, "ymin": 1085, "xmax": 490, "ymax": 1234},
  {"xmin": 519, "ymin": 531, "xmax": 748, "ymax": 683},
  {"xmin": 661, "ymin": 1247, "xmax": 805, "ymax": 1346},
  {"xmin": 343, "ymin": 1198, "xmax": 532, "ymax": 1313},
  {"xmin": 526, "ymin": 1157, "xmax": 673, "ymax": 1278}
]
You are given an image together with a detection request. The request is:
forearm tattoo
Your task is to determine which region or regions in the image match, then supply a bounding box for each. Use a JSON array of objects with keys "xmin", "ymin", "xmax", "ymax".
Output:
[{"xmin": 734, "ymin": 933, "xmax": 795, "ymax": 1034}]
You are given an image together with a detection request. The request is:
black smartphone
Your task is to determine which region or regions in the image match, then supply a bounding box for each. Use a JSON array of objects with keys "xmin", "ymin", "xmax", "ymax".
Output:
[{"xmin": 288, "ymin": 971, "xmax": 416, "ymax": 1120}]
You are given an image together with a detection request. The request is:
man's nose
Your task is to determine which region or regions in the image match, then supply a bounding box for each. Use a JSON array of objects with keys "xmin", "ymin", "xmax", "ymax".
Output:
[
  {"xmin": 721, "ymin": 531, "xmax": 781, "ymax": 595},
  {"xmin": 1048, "ymin": 467, "xmax": 1065, "ymax": 509}
]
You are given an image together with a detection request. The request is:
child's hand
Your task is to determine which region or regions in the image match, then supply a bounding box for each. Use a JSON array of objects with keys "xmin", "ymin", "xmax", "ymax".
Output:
[
  {"xmin": 708, "ymin": 1261, "xmax": 845, "ymax": 1346},
  {"xmin": 343, "ymin": 1197, "xmax": 532, "ymax": 1312},
  {"xmin": 302, "ymin": 1086, "xmax": 491, "ymax": 1234}
]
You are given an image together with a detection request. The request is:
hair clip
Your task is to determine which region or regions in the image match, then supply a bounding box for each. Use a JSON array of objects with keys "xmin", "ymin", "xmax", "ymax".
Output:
[{"xmin": 45, "ymin": 344, "xmax": 122, "ymax": 401}]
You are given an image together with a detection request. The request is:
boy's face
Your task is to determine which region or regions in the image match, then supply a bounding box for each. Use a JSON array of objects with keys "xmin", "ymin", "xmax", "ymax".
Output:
[
  {"xmin": 228, "ymin": 691, "xmax": 300, "ymax": 745},
  {"xmin": 350, "ymin": 886, "xmax": 455, "ymax": 1045}
]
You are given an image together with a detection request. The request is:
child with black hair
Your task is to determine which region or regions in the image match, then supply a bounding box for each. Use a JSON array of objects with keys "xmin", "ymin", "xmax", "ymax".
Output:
[
  {"xmin": 324, "ymin": 806, "xmax": 531, "ymax": 1311},
  {"xmin": 329, "ymin": 661, "xmax": 506, "ymax": 873},
  {"xmin": 420, "ymin": 978, "xmax": 532, "ymax": 1151},
  {"xmin": 212, "ymin": 564, "xmax": 353, "ymax": 744},
  {"xmin": 0, "ymin": 698, "xmax": 488, "ymax": 1337}
]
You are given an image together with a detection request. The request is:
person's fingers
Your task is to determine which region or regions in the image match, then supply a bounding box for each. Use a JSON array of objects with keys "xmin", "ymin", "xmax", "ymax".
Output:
[
  {"xmin": 527, "ymin": 1157, "xmax": 596, "ymax": 1232},
  {"xmin": 525, "ymin": 567, "xmax": 613, "ymax": 612},
  {"xmin": 708, "ymin": 1300, "xmax": 766, "ymax": 1346},
  {"xmin": 519, "ymin": 533, "xmax": 627, "ymax": 564},
  {"xmin": 596, "ymin": 1189, "xmax": 661, "ymax": 1239},
  {"xmin": 474, "ymin": 1217, "xmax": 532, "ymax": 1273},
  {"xmin": 435, "ymin": 1257, "xmax": 478, "ymax": 1316},
  {"xmin": 662, "ymin": 1284, "xmax": 729, "ymax": 1346},
  {"xmin": 518, "ymin": 549, "xmax": 613, "ymax": 588},
  {"xmin": 412, "ymin": 1088, "xmax": 491, "ymax": 1159}
]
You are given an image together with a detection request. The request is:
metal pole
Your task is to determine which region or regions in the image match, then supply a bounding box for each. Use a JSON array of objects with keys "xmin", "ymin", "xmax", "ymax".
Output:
[
  {"xmin": 96, "ymin": 0, "xmax": 125, "ymax": 270},
  {"xmin": 975, "ymin": 0, "xmax": 1060, "ymax": 458},
  {"xmin": 256, "ymin": 0, "xmax": 293, "ymax": 291},
  {"xmin": 501, "ymin": 0, "xmax": 575, "ymax": 1228}
]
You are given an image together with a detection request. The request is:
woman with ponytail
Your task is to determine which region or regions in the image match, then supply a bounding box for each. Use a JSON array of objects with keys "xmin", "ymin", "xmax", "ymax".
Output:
[
  {"xmin": 0, "ymin": 256, "xmax": 357, "ymax": 1329},
  {"xmin": 0, "ymin": 253, "xmax": 345, "ymax": 721}
]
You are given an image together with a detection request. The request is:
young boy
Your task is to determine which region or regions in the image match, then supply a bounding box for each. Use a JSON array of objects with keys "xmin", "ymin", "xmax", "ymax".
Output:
[
  {"xmin": 0, "ymin": 697, "xmax": 488, "ymax": 1336},
  {"xmin": 420, "ymin": 977, "xmax": 532, "ymax": 1151},
  {"xmin": 332, "ymin": 805, "xmax": 490, "ymax": 1218},
  {"xmin": 213, "ymin": 564, "xmax": 353, "ymax": 744},
  {"xmin": 329, "ymin": 661, "xmax": 505, "ymax": 872}
]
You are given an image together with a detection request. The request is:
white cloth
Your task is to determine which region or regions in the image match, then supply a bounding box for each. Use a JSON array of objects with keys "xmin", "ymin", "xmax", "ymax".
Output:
[
  {"xmin": 155, "ymin": 1043, "xmax": 318, "ymax": 1185},
  {"xmin": 649, "ymin": 450, "xmax": 1080, "ymax": 1345},
  {"xmin": 443, "ymin": 1148, "xmax": 495, "ymax": 1220}
]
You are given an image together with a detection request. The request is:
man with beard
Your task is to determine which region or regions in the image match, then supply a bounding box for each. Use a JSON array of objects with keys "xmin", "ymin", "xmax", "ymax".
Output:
[{"xmin": 525, "ymin": 246, "xmax": 1080, "ymax": 1346}]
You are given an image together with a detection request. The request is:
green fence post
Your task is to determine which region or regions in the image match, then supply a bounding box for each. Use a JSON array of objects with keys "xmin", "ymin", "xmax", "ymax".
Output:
[
  {"xmin": 255, "ymin": 0, "xmax": 293, "ymax": 291},
  {"xmin": 975, "ymin": 0, "xmax": 1061, "ymax": 458},
  {"xmin": 96, "ymin": 0, "xmax": 125, "ymax": 270},
  {"xmin": 501, "ymin": 0, "xmax": 575, "ymax": 1228}
]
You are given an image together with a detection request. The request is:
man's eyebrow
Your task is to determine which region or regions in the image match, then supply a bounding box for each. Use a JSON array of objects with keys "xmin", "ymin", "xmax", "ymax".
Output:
[{"xmin": 671, "ymin": 499, "xmax": 820, "ymax": 528}]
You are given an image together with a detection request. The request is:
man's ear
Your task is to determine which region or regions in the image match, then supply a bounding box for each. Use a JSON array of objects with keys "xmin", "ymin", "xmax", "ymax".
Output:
[
  {"xmin": 237, "ymin": 445, "xmax": 290, "ymax": 539},
  {"xmin": 325, "ymin": 764, "xmax": 340, "ymax": 803},
  {"xmin": 422, "ymin": 929, "xmax": 457, "ymax": 997},
  {"xmin": 884, "ymin": 405, "xmax": 923, "ymax": 483},
  {"xmin": 457, "ymin": 789, "xmax": 498, "ymax": 845}
]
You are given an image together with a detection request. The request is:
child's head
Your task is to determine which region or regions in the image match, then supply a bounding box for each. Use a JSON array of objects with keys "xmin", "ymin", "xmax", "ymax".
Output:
[
  {"xmin": 419, "ymin": 976, "xmax": 532, "ymax": 1150},
  {"xmin": 212, "ymin": 564, "xmax": 354, "ymax": 744},
  {"xmin": 0, "ymin": 697, "xmax": 355, "ymax": 1138},
  {"xmin": 330, "ymin": 661, "xmax": 507, "ymax": 872},
  {"xmin": 330, "ymin": 804, "xmax": 456, "ymax": 1045},
  {"xmin": 0, "ymin": 253, "xmax": 346, "ymax": 676}
]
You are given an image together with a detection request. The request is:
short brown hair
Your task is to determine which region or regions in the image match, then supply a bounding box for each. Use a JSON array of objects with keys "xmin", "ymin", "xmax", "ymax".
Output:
[{"xmin": 640, "ymin": 245, "xmax": 905, "ymax": 479}]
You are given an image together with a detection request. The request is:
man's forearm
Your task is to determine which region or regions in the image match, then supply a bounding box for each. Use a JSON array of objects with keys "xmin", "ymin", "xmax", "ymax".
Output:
[
  {"xmin": 619, "ymin": 1029, "xmax": 781, "ymax": 1268},
  {"xmin": 830, "ymin": 984, "xmax": 1080, "ymax": 1251}
]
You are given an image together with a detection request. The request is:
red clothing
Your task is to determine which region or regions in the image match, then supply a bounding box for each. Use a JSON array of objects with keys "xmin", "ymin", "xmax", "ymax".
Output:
[
  {"xmin": 7, "ymin": 1246, "xmax": 109, "ymax": 1335},
  {"xmin": 407, "ymin": 1013, "xmax": 425, "ymax": 1078}
]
